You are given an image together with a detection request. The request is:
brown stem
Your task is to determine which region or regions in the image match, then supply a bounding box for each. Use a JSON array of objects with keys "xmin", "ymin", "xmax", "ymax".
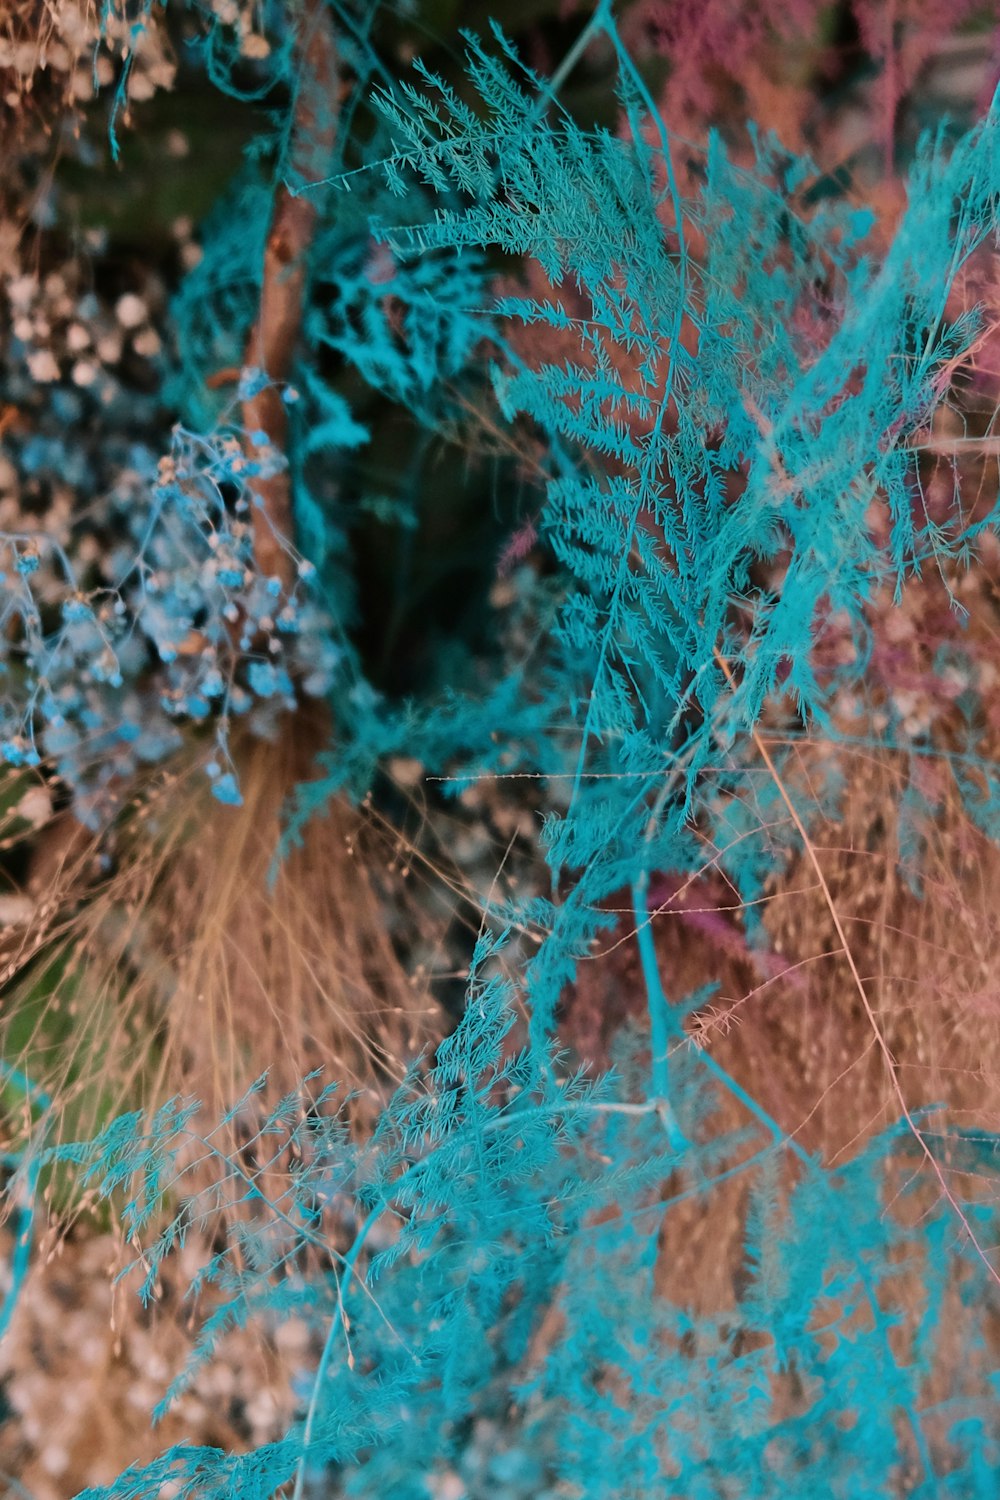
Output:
[{"xmin": 242, "ymin": 1, "xmax": 338, "ymax": 585}]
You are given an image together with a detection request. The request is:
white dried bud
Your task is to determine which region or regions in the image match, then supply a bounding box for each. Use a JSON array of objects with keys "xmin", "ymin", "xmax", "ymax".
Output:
[
  {"xmin": 27, "ymin": 348, "xmax": 60, "ymax": 382},
  {"xmin": 115, "ymin": 293, "xmax": 146, "ymax": 329}
]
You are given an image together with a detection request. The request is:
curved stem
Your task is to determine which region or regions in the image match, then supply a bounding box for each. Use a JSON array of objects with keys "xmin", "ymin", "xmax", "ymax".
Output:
[{"xmin": 243, "ymin": 0, "xmax": 339, "ymax": 585}]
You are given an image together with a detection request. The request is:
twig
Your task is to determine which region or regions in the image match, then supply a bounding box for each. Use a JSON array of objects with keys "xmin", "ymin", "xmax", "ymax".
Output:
[{"xmin": 908, "ymin": 434, "xmax": 1000, "ymax": 456}]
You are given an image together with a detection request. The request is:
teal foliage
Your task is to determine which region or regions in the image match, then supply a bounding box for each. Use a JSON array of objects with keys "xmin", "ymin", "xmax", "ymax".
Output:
[
  {"xmin": 365, "ymin": 19, "xmax": 1000, "ymax": 1049},
  {"xmin": 24, "ymin": 960, "xmax": 1000, "ymax": 1498},
  {"xmin": 5, "ymin": 2, "xmax": 1000, "ymax": 1496}
]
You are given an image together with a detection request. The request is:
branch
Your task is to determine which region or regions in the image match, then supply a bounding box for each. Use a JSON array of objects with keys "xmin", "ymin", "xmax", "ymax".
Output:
[{"xmin": 243, "ymin": 1, "xmax": 338, "ymax": 585}]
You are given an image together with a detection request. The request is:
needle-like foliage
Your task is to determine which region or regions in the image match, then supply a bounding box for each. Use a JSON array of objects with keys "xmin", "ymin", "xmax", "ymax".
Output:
[{"xmin": 4, "ymin": 4, "xmax": 1000, "ymax": 1496}]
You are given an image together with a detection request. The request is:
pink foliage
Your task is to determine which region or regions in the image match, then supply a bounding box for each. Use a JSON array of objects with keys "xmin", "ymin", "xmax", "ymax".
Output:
[
  {"xmin": 497, "ymin": 520, "xmax": 538, "ymax": 577},
  {"xmin": 618, "ymin": 0, "xmax": 998, "ymax": 170}
]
